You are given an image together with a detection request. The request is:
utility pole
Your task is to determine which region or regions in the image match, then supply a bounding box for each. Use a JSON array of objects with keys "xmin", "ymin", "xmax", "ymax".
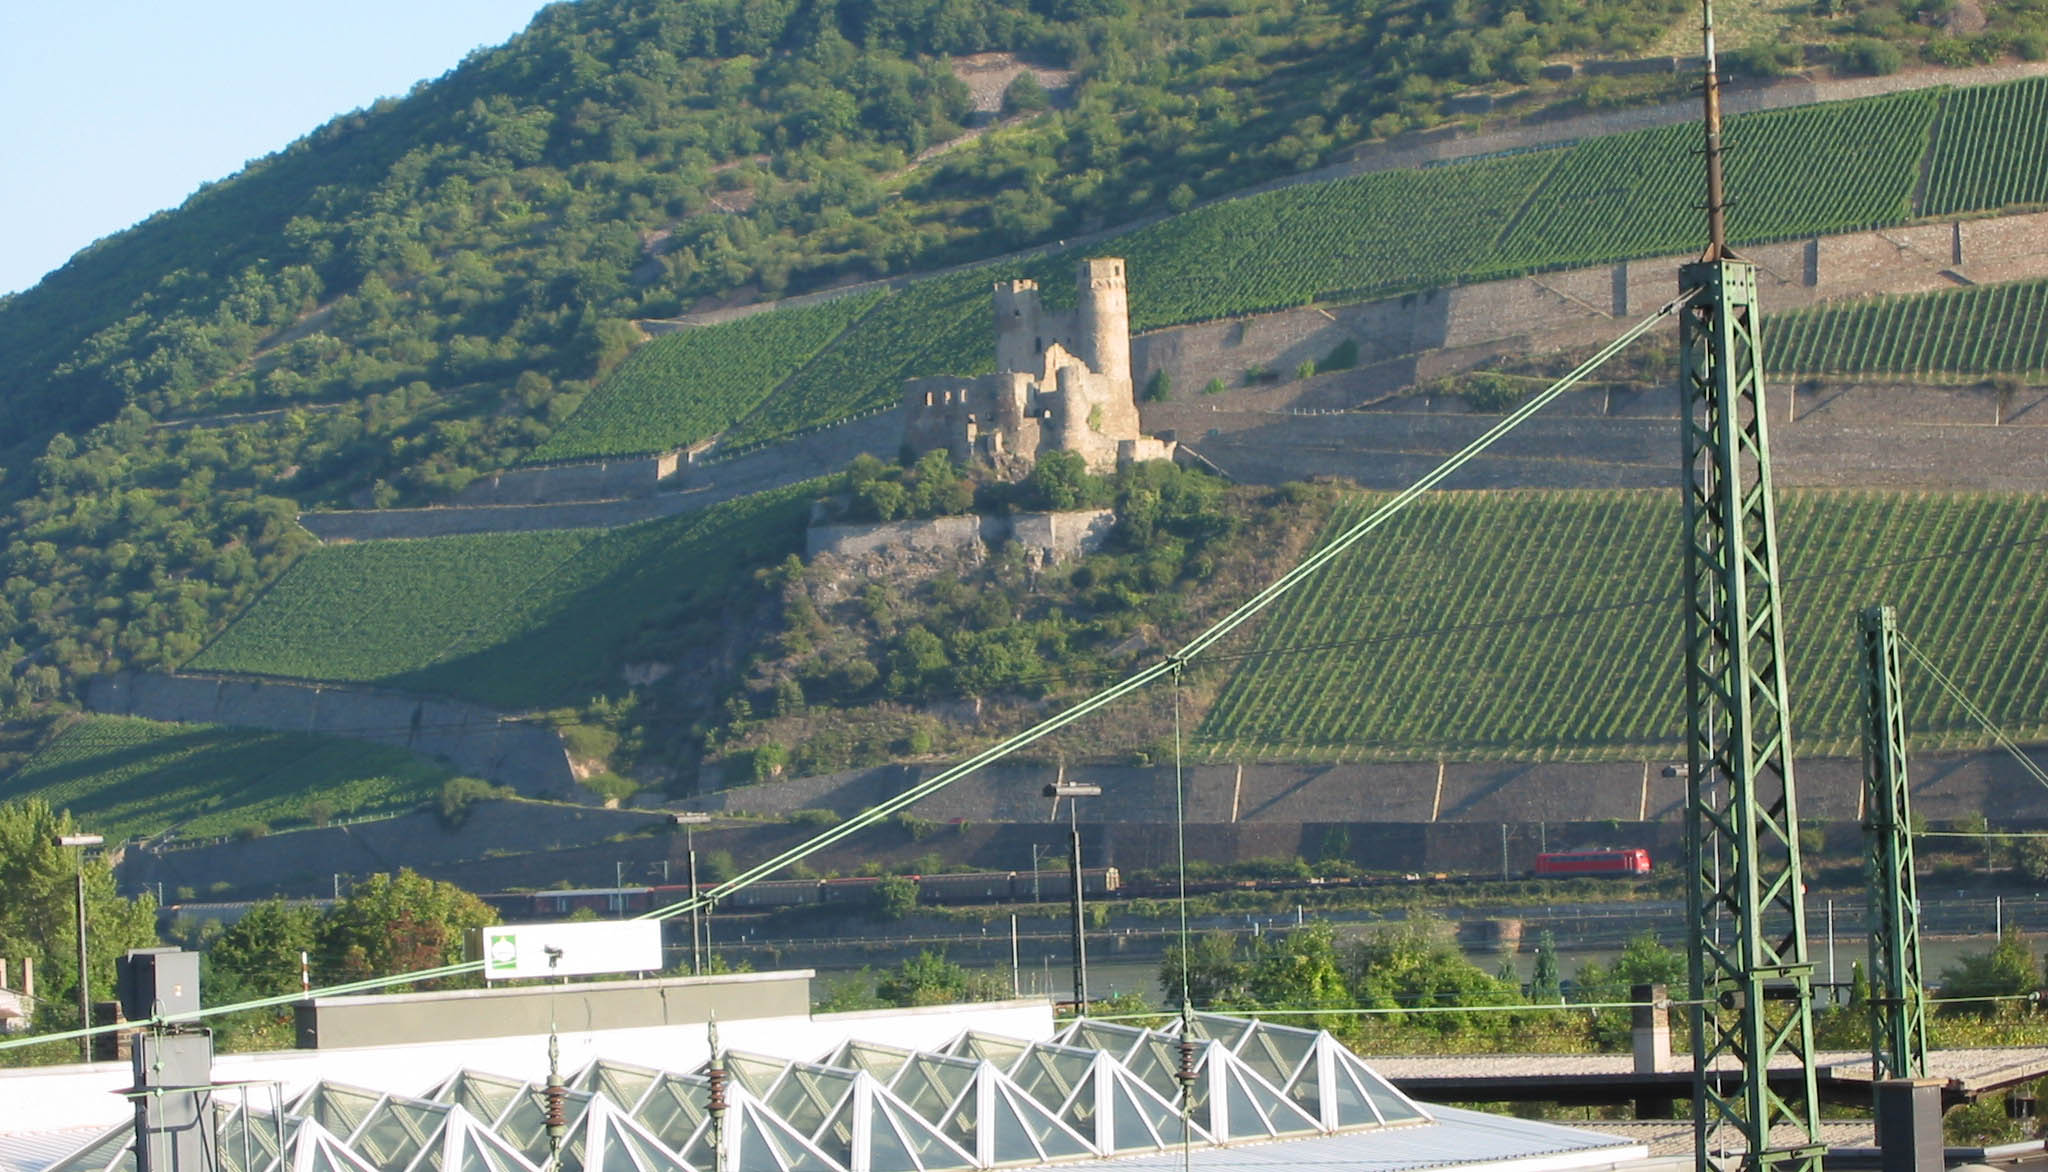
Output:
[
  {"xmin": 56, "ymin": 833, "xmax": 102, "ymax": 1062},
  {"xmin": 1859, "ymin": 604, "xmax": 1927, "ymax": 1082},
  {"xmin": 1678, "ymin": 5, "xmax": 1821, "ymax": 1170},
  {"xmin": 1046, "ymin": 782, "xmax": 1102, "ymax": 1011}
]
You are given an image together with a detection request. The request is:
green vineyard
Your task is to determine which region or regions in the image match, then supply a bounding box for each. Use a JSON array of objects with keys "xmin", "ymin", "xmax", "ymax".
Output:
[
  {"xmin": 558, "ymin": 76, "xmax": 2048, "ymax": 456},
  {"xmin": 1494, "ymin": 90, "xmax": 1935, "ymax": 271},
  {"xmin": 530, "ymin": 291, "xmax": 881, "ymax": 462},
  {"xmin": 1197, "ymin": 490, "xmax": 2048, "ymax": 761},
  {"xmin": 1919, "ymin": 76, "xmax": 2048, "ymax": 217},
  {"xmin": 190, "ymin": 483, "xmax": 817, "ymax": 709},
  {"xmin": 1770, "ymin": 277, "xmax": 2048, "ymax": 378},
  {"xmin": 1, "ymin": 716, "xmax": 456, "ymax": 840}
]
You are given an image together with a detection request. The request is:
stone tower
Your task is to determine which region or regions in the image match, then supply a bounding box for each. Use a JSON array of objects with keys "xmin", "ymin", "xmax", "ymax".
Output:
[
  {"xmin": 1072, "ymin": 258, "xmax": 1130, "ymax": 385},
  {"xmin": 900, "ymin": 256, "xmax": 1173, "ymax": 475},
  {"xmin": 992, "ymin": 279, "xmax": 1043, "ymax": 374}
]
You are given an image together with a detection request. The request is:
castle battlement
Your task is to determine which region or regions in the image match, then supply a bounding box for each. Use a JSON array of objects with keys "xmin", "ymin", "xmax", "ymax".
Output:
[{"xmin": 904, "ymin": 258, "xmax": 1171, "ymax": 475}]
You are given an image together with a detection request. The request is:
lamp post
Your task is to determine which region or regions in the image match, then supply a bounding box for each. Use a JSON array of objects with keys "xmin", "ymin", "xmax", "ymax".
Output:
[
  {"xmin": 672, "ymin": 813, "xmax": 712, "ymax": 975},
  {"xmin": 55, "ymin": 833, "xmax": 103, "ymax": 1062},
  {"xmin": 1044, "ymin": 783, "xmax": 1101, "ymax": 1012}
]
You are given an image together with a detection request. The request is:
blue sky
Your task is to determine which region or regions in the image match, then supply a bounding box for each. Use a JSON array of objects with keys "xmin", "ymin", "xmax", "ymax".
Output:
[{"xmin": 1, "ymin": 0, "xmax": 555, "ymax": 297}]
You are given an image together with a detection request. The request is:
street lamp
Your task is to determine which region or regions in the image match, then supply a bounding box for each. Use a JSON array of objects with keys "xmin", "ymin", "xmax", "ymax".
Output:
[
  {"xmin": 55, "ymin": 833, "xmax": 103, "ymax": 1062},
  {"xmin": 1044, "ymin": 784, "xmax": 1101, "ymax": 1011},
  {"xmin": 672, "ymin": 813, "xmax": 712, "ymax": 975}
]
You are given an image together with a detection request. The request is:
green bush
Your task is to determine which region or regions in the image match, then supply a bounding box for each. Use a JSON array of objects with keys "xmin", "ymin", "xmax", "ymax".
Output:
[
  {"xmin": 1843, "ymin": 38, "xmax": 1902, "ymax": 75},
  {"xmin": 1202, "ymin": 377, "xmax": 1227, "ymax": 395},
  {"xmin": 1144, "ymin": 368, "xmax": 1173, "ymax": 402},
  {"xmin": 1320, "ymin": 338, "xmax": 1360, "ymax": 371}
]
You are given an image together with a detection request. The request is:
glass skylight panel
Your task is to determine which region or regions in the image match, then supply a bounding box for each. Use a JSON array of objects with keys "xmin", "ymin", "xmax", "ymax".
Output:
[
  {"xmin": 887, "ymin": 1054, "xmax": 975, "ymax": 1126},
  {"xmin": 729, "ymin": 1095, "xmax": 847, "ymax": 1172},
  {"xmin": 576, "ymin": 1061, "xmax": 660, "ymax": 1112},
  {"xmin": 214, "ymin": 1104, "xmax": 290, "ymax": 1172},
  {"xmin": 1056, "ymin": 1021, "xmax": 1147, "ymax": 1062},
  {"xmin": 42, "ymin": 1124, "xmax": 134, "ymax": 1172},
  {"xmin": 873, "ymin": 1088, "xmax": 975, "ymax": 1172},
  {"xmin": 632, "ymin": 1075, "xmax": 710, "ymax": 1150},
  {"xmin": 290, "ymin": 1084, "xmax": 386, "ymax": 1141},
  {"xmin": 1331, "ymin": 1046, "xmax": 1427, "ymax": 1124},
  {"xmin": 990, "ymin": 1083, "xmax": 1092, "ymax": 1164},
  {"xmin": 1006, "ymin": 1043, "xmax": 1094, "ymax": 1116},
  {"xmin": 1187, "ymin": 1013, "xmax": 1254, "ymax": 1050},
  {"xmin": 349, "ymin": 1098, "xmax": 447, "ymax": 1168},
  {"xmin": 824, "ymin": 1041, "xmax": 913, "ymax": 1083},
  {"xmin": 765, "ymin": 1064, "xmax": 855, "ymax": 1143},
  {"xmin": 432, "ymin": 1073, "xmax": 529, "ymax": 1130},
  {"xmin": 725, "ymin": 1053, "xmax": 795, "ymax": 1097},
  {"xmin": 941, "ymin": 1033, "xmax": 1025, "ymax": 1070},
  {"xmin": 1236, "ymin": 1023, "xmax": 1315, "ymax": 1090},
  {"xmin": 498, "ymin": 1087, "xmax": 595, "ymax": 1163}
]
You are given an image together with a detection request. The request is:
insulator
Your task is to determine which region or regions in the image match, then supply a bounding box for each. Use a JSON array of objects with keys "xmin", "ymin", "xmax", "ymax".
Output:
[
  {"xmin": 1176, "ymin": 1038, "xmax": 1196, "ymax": 1088},
  {"xmin": 544, "ymin": 1073, "xmax": 569, "ymax": 1131},
  {"xmin": 707, "ymin": 1064, "xmax": 727, "ymax": 1115}
]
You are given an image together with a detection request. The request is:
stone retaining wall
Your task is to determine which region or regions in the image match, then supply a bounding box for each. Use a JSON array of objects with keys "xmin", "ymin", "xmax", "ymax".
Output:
[
  {"xmin": 84, "ymin": 672, "xmax": 579, "ymax": 797},
  {"xmin": 805, "ymin": 509, "xmax": 1117, "ymax": 562}
]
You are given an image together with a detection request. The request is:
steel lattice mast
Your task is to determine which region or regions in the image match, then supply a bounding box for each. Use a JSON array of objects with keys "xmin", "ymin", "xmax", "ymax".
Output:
[
  {"xmin": 1678, "ymin": 4, "xmax": 1824, "ymax": 1171},
  {"xmin": 1858, "ymin": 604, "xmax": 1928, "ymax": 1083}
]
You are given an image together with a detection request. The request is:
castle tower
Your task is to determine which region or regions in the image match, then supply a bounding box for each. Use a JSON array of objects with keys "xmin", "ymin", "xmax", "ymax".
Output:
[
  {"xmin": 1072, "ymin": 258, "xmax": 1130, "ymax": 386},
  {"xmin": 993, "ymin": 279, "xmax": 1043, "ymax": 374}
]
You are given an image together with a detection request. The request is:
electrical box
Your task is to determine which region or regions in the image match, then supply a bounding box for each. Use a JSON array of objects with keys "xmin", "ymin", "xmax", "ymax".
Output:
[{"xmin": 117, "ymin": 949, "xmax": 200, "ymax": 1019}]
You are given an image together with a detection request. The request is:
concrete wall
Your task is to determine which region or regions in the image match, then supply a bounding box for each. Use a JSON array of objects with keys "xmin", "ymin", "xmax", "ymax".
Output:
[
  {"xmin": 84, "ymin": 672, "xmax": 578, "ymax": 797},
  {"xmin": 805, "ymin": 509, "xmax": 1117, "ymax": 562},
  {"xmin": 295, "ymin": 970, "xmax": 813, "ymax": 1049},
  {"xmin": 301, "ymin": 414, "xmax": 899, "ymax": 542},
  {"xmin": 454, "ymin": 452, "xmax": 680, "ymax": 506},
  {"xmin": 690, "ymin": 748, "xmax": 2048, "ymax": 836},
  {"xmin": 1128, "ymin": 211, "xmax": 2048, "ymax": 418}
]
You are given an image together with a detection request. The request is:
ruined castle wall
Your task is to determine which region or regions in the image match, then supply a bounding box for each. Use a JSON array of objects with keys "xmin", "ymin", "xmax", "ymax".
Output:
[{"xmin": 804, "ymin": 509, "xmax": 1117, "ymax": 562}]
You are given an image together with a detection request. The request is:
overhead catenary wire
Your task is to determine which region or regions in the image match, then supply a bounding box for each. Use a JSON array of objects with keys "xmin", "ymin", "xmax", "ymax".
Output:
[
  {"xmin": 3, "ymin": 291, "xmax": 1694, "ymax": 1055},
  {"xmin": 1896, "ymin": 630, "xmax": 2048, "ymax": 792}
]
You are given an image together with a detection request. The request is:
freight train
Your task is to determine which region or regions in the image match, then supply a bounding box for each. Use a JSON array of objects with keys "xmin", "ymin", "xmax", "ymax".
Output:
[
  {"xmin": 1531, "ymin": 848, "xmax": 1653, "ymax": 877},
  {"xmin": 484, "ymin": 867, "xmax": 1121, "ymax": 919}
]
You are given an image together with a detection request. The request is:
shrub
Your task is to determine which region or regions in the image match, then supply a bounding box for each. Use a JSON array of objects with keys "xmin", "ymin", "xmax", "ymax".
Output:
[
  {"xmin": 1202, "ymin": 376, "xmax": 1227, "ymax": 395},
  {"xmin": 788, "ymin": 808, "xmax": 842, "ymax": 828},
  {"xmin": 1320, "ymin": 338, "xmax": 1360, "ymax": 371},
  {"xmin": 1144, "ymin": 368, "xmax": 1172, "ymax": 401},
  {"xmin": 1843, "ymin": 38, "xmax": 1902, "ymax": 75},
  {"xmin": 1295, "ymin": 359, "xmax": 1318, "ymax": 380},
  {"xmin": 437, "ymin": 776, "xmax": 505, "ymax": 828}
]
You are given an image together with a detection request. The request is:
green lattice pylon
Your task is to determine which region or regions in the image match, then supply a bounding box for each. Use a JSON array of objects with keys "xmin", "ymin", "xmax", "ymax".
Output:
[
  {"xmin": 1678, "ymin": 258, "xmax": 1824, "ymax": 1172},
  {"xmin": 1858, "ymin": 604, "xmax": 1928, "ymax": 1083}
]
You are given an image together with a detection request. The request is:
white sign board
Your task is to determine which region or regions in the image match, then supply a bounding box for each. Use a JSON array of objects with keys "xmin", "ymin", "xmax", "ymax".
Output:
[{"xmin": 472, "ymin": 920, "xmax": 664, "ymax": 981}]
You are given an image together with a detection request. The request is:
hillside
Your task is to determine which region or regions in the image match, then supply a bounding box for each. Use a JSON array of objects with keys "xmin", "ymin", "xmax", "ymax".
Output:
[
  {"xmin": 6, "ymin": 0, "xmax": 2048, "ymax": 838},
  {"xmin": 3, "ymin": 0, "xmax": 2046, "ymax": 726}
]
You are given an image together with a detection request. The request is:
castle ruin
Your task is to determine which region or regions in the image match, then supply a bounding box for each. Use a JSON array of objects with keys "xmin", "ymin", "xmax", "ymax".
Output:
[{"xmin": 901, "ymin": 258, "xmax": 1176, "ymax": 475}]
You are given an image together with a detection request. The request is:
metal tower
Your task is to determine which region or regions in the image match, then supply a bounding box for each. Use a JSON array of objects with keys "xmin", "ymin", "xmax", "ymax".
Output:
[
  {"xmin": 1858, "ymin": 604, "xmax": 1928, "ymax": 1082},
  {"xmin": 1678, "ymin": 5, "xmax": 1823, "ymax": 1170}
]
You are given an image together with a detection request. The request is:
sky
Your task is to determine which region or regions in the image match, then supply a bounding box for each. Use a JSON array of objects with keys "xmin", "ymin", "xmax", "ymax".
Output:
[{"xmin": 0, "ymin": 0, "xmax": 557, "ymax": 298}]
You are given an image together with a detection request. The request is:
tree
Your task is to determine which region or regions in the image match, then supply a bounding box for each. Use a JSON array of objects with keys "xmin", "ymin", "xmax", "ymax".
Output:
[
  {"xmin": 875, "ymin": 950, "xmax": 1006, "ymax": 1006},
  {"xmin": 1937, "ymin": 924, "xmax": 2037, "ymax": 1017},
  {"xmin": 872, "ymin": 874, "xmax": 919, "ymax": 921},
  {"xmin": 1162, "ymin": 931, "xmax": 1250, "ymax": 1009},
  {"xmin": 206, "ymin": 900, "xmax": 320, "ymax": 1004},
  {"xmin": 1530, "ymin": 930, "xmax": 1562, "ymax": 1003},
  {"xmin": 312, "ymin": 870, "xmax": 496, "ymax": 988},
  {"xmin": 1350, "ymin": 911, "xmax": 1516, "ymax": 1037},
  {"xmin": 0, "ymin": 799, "xmax": 160, "ymax": 1032}
]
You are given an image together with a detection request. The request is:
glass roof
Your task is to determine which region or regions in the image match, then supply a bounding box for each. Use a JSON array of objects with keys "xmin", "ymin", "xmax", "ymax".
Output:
[{"xmin": 51, "ymin": 1015, "xmax": 1432, "ymax": 1172}]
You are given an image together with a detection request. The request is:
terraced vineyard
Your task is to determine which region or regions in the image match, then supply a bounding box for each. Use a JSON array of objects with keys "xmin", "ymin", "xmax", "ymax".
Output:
[
  {"xmin": 1116, "ymin": 151, "xmax": 1562, "ymax": 328},
  {"xmin": 530, "ymin": 291, "xmax": 881, "ymax": 462},
  {"xmin": 1196, "ymin": 490, "xmax": 2048, "ymax": 760},
  {"xmin": 1770, "ymin": 277, "xmax": 2048, "ymax": 378},
  {"xmin": 1, "ymin": 716, "xmax": 455, "ymax": 840},
  {"xmin": 551, "ymin": 78, "xmax": 2048, "ymax": 465},
  {"xmin": 187, "ymin": 483, "xmax": 818, "ymax": 710},
  {"xmin": 1920, "ymin": 76, "xmax": 2048, "ymax": 216},
  {"xmin": 719, "ymin": 269, "xmax": 1005, "ymax": 452},
  {"xmin": 1496, "ymin": 90, "xmax": 1936, "ymax": 270}
]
